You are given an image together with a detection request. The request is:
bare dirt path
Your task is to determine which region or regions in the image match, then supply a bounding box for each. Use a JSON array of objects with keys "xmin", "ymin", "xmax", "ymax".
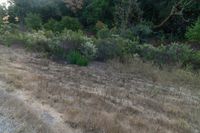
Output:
[{"xmin": 0, "ymin": 45, "xmax": 199, "ymax": 133}]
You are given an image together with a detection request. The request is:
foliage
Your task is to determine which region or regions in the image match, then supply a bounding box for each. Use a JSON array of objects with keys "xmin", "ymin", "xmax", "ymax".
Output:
[
  {"xmin": 138, "ymin": 44, "xmax": 160, "ymax": 61},
  {"xmin": 117, "ymin": 28, "xmax": 140, "ymax": 42},
  {"xmin": 140, "ymin": 0, "xmax": 200, "ymax": 36},
  {"xmin": 0, "ymin": 5, "xmax": 7, "ymax": 24},
  {"xmin": 185, "ymin": 18, "xmax": 200, "ymax": 42},
  {"xmin": 96, "ymin": 35, "xmax": 139, "ymax": 61},
  {"xmin": 0, "ymin": 23, "xmax": 22, "ymax": 46},
  {"xmin": 96, "ymin": 38, "xmax": 121, "ymax": 61},
  {"xmin": 80, "ymin": 0, "xmax": 114, "ymax": 26},
  {"xmin": 63, "ymin": 0, "xmax": 84, "ymax": 12},
  {"xmin": 132, "ymin": 21, "xmax": 153, "ymax": 41},
  {"xmin": 156, "ymin": 43, "xmax": 193, "ymax": 66},
  {"xmin": 9, "ymin": 0, "xmax": 73, "ymax": 23},
  {"xmin": 44, "ymin": 16, "xmax": 81, "ymax": 32},
  {"xmin": 95, "ymin": 21, "xmax": 107, "ymax": 31},
  {"xmin": 138, "ymin": 43, "xmax": 193, "ymax": 67},
  {"xmin": 79, "ymin": 37, "xmax": 97, "ymax": 60},
  {"xmin": 189, "ymin": 51, "xmax": 200, "ymax": 69},
  {"xmin": 44, "ymin": 19, "xmax": 62, "ymax": 32},
  {"xmin": 97, "ymin": 27, "xmax": 111, "ymax": 39},
  {"xmin": 67, "ymin": 51, "xmax": 89, "ymax": 66},
  {"xmin": 25, "ymin": 13, "xmax": 42, "ymax": 30},
  {"xmin": 60, "ymin": 16, "xmax": 81, "ymax": 31},
  {"xmin": 24, "ymin": 30, "xmax": 51, "ymax": 52},
  {"xmin": 114, "ymin": 0, "xmax": 142, "ymax": 29},
  {"xmin": 60, "ymin": 29, "xmax": 96, "ymax": 60},
  {"xmin": 1, "ymin": 0, "xmax": 200, "ymax": 70}
]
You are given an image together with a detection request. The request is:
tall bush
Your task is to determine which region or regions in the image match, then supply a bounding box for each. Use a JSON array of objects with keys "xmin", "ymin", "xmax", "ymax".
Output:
[
  {"xmin": 60, "ymin": 16, "xmax": 81, "ymax": 31},
  {"xmin": 25, "ymin": 13, "xmax": 42, "ymax": 30},
  {"xmin": 44, "ymin": 16, "xmax": 81, "ymax": 32},
  {"xmin": 44, "ymin": 19, "xmax": 62, "ymax": 32},
  {"xmin": 186, "ymin": 18, "xmax": 200, "ymax": 42}
]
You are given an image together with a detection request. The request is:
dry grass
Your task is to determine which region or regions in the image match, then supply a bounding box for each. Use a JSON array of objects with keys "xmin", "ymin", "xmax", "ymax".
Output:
[
  {"xmin": 108, "ymin": 57, "xmax": 200, "ymax": 90},
  {"xmin": 0, "ymin": 45, "xmax": 199, "ymax": 133}
]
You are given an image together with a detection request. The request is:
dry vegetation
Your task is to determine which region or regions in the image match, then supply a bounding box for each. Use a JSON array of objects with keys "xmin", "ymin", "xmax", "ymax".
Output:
[{"xmin": 0, "ymin": 45, "xmax": 199, "ymax": 133}]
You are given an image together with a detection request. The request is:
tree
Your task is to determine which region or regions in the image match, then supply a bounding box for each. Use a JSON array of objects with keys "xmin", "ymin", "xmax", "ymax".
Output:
[
  {"xmin": 114, "ymin": 0, "xmax": 142, "ymax": 29},
  {"xmin": 25, "ymin": 13, "xmax": 42, "ymax": 30},
  {"xmin": 154, "ymin": 0, "xmax": 195, "ymax": 29},
  {"xmin": 63, "ymin": 0, "xmax": 83, "ymax": 12},
  {"xmin": 80, "ymin": 0, "xmax": 114, "ymax": 27},
  {"xmin": 186, "ymin": 18, "xmax": 200, "ymax": 42},
  {"xmin": 0, "ymin": 5, "xmax": 7, "ymax": 25}
]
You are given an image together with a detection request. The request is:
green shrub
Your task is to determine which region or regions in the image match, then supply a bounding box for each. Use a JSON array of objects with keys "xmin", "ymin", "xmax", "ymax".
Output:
[
  {"xmin": 67, "ymin": 51, "xmax": 89, "ymax": 66},
  {"xmin": 186, "ymin": 18, "xmax": 200, "ymax": 42},
  {"xmin": 60, "ymin": 29, "xmax": 96, "ymax": 60},
  {"xmin": 81, "ymin": 0, "xmax": 111, "ymax": 26},
  {"xmin": 44, "ymin": 16, "xmax": 81, "ymax": 32},
  {"xmin": 0, "ymin": 24, "xmax": 23, "ymax": 46},
  {"xmin": 80, "ymin": 37, "xmax": 97, "ymax": 60},
  {"xmin": 97, "ymin": 27, "xmax": 111, "ymax": 39},
  {"xmin": 95, "ymin": 21, "xmax": 107, "ymax": 31},
  {"xmin": 132, "ymin": 22, "xmax": 153, "ymax": 41},
  {"xmin": 157, "ymin": 43, "xmax": 192, "ymax": 65},
  {"xmin": 119, "ymin": 29, "xmax": 140, "ymax": 42},
  {"xmin": 96, "ymin": 36, "xmax": 138, "ymax": 61},
  {"xmin": 137, "ymin": 43, "xmax": 193, "ymax": 67},
  {"xmin": 138, "ymin": 44, "xmax": 159, "ymax": 61},
  {"xmin": 113, "ymin": 35, "xmax": 139, "ymax": 56},
  {"xmin": 0, "ymin": 23, "xmax": 19, "ymax": 34},
  {"xmin": 61, "ymin": 16, "xmax": 81, "ymax": 31},
  {"xmin": 189, "ymin": 51, "xmax": 200, "ymax": 69},
  {"xmin": 59, "ymin": 29, "xmax": 85, "ymax": 51},
  {"xmin": 24, "ymin": 30, "xmax": 51, "ymax": 52},
  {"xmin": 96, "ymin": 38, "xmax": 121, "ymax": 61},
  {"xmin": 19, "ymin": 29, "xmax": 96, "ymax": 61},
  {"xmin": 25, "ymin": 13, "xmax": 42, "ymax": 30},
  {"xmin": 44, "ymin": 19, "xmax": 62, "ymax": 32}
]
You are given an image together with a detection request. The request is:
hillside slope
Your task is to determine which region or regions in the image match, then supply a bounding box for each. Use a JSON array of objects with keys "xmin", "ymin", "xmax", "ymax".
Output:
[{"xmin": 0, "ymin": 45, "xmax": 199, "ymax": 133}]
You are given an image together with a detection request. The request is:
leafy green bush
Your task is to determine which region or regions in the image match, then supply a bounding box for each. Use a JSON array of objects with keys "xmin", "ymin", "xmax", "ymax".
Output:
[
  {"xmin": 0, "ymin": 23, "xmax": 18, "ymax": 33},
  {"xmin": 95, "ymin": 21, "xmax": 107, "ymax": 31},
  {"xmin": 80, "ymin": 37, "xmax": 97, "ymax": 60},
  {"xmin": 157, "ymin": 43, "xmax": 192, "ymax": 65},
  {"xmin": 81, "ymin": 0, "xmax": 112, "ymax": 26},
  {"xmin": 110, "ymin": 22, "xmax": 152, "ymax": 42},
  {"xmin": 138, "ymin": 44, "xmax": 159, "ymax": 61},
  {"xmin": 13, "ymin": 29, "xmax": 96, "ymax": 62},
  {"xmin": 119, "ymin": 28, "xmax": 140, "ymax": 42},
  {"xmin": 44, "ymin": 19, "xmax": 62, "ymax": 32},
  {"xmin": 24, "ymin": 30, "xmax": 51, "ymax": 52},
  {"xmin": 0, "ymin": 24, "xmax": 23, "ymax": 46},
  {"xmin": 59, "ymin": 29, "xmax": 96, "ymax": 60},
  {"xmin": 96, "ymin": 36, "xmax": 138, "ymax": 61},
  {"xmin": 59, "ymin": 29, "xmax": 85, "ymax": 51},
  {"xmin": 44, "ymin": 16, "xmax": 81, "ymax": 32},
  {"xmin": 132, "ymin": 22, "xmax": 153, "ymax": 41},
  {"xmin": 138, "ymin": 43, "xmax": 193, "ymax": 67},
  {"xmin": 186, "ymin": 18, "xmax": 200, "ymax": 42},
  {"xmin": 189, "ymin": 51, "xmax": 200, "ymax": 69},
  {"xmin": 96, "ymin": 38, "xmax": 120, "ymax": 61},
  {"xmin": 97, "ymin": 27, "xmax": 111, "ymax": 39},
  {"xmin": 67, "ymin": 51, "xmax": 89, "ymax": 66},
  {"xmin": 25, "ymin": 13, "xmax": 42, "ymax": 30},
  {"xmin": 60, "ymin": 16, "xmax": 81, "ymax": 31}
]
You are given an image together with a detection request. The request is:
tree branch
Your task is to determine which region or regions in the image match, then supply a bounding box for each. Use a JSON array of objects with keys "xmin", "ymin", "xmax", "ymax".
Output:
[{"xmin": 153, "ymin": 0, "xmax": 193, "ymax": 29}]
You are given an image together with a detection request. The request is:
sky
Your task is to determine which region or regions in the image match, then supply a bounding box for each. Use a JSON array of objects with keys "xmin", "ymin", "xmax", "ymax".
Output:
[{"xmin": 0, "ymin": 0, "xmax": 9, "ymax": 7}]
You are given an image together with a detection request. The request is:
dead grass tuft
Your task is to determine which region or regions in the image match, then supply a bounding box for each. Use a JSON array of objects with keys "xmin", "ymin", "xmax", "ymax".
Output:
[{"xmin": 108, "ymin": 57, "xmax": 200, "ymax": 90}]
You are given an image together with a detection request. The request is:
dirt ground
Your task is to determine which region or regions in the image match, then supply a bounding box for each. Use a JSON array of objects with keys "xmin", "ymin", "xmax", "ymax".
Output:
[{"xmin": 0, "ymin": 45, "xmax": 199, "ymax": 133}]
